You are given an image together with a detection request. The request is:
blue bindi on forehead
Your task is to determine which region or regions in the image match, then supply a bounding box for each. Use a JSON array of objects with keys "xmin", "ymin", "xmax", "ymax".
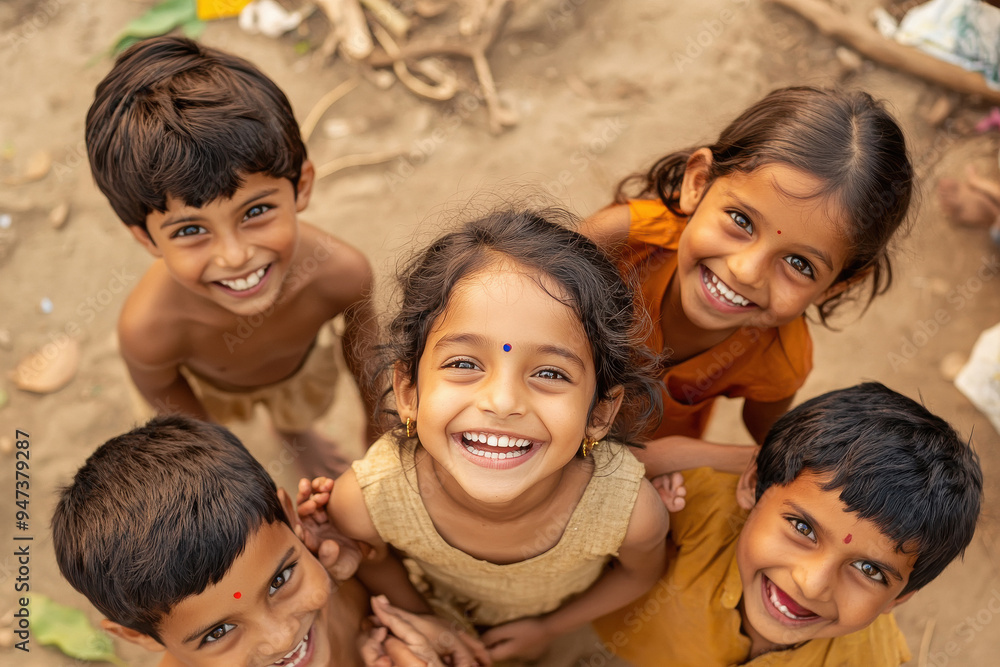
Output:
[{"xmin": 503, "ymin": 343, "xmax": 512, "ymax": 352}]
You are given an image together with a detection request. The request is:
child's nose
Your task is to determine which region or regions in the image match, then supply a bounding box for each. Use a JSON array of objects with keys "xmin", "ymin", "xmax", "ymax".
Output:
[
  {"xmin": 214, "ymin": 232, "xmax": 254, "ymax": 268},
  {"xmin": 790, "ymin": 555, "xmax": 835, "ymax": 604},
  {"xmin": 727, "ymin": 245, "xmax": 767, "ymax": 289},
  {"xmin": 477, "ymin": 368, "xmax": 525, "ymax": 418},
  {"xmin": 257, "ymin": 615, "xmax": 301, "ymax": 663}
]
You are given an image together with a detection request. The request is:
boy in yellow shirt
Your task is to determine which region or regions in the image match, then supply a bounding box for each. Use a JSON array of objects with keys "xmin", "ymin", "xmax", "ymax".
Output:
[
  {"xmin": 86, "ymin": 36, "xmax": 376, "ymax": 475},
  {"xmin": 594, "ymin": 383, "xmax": 982, "ymax": 665}
]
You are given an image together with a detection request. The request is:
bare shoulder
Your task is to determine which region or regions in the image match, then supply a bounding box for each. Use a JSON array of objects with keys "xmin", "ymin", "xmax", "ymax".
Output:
[
  {"xmin": 117, "ymin": 265, "xmax": 188, "ymax": 369},
  {"xmin": 578, "ymin": 204, "xmax": 632, "ymax": 249},
  {"xmin": 296, "ymin": 223, "xmax": 373, "ymax": 305},
  {"xmin": 621, "ymin": 479, "xmax": 670, "ymax": 551}
]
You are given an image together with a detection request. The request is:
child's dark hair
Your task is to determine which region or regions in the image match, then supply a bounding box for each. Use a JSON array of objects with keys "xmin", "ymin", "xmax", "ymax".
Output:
[
  {"xmin": 755, "ymin": 382, "xmax": 982, "ymax": 596},
  {"xmin": 86, "ymin": 35, "xmax": 306, "ymax": 233},
  {"xmin": 382, "ymin": 207, "xmax": 663, "ymax": 445},
  {"xmin": 617, "ymin": 86, "xmax": 913, "ymax": 324},
  {"xmin": 51, "ymin": 415, "xmax": 287, "ymax": 641}
]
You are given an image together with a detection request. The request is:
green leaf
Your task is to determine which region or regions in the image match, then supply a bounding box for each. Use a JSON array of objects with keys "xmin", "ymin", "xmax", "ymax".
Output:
[
  {"xmin": 112, "ymin": 0, "xmax": 203, "ymax": 54},
  {"xmin": 29, "ymin": 594, "xmax": 125, "ymax": 665}
]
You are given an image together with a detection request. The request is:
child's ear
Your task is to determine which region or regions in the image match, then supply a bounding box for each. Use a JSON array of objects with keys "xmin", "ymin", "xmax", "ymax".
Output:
[
  {"xmin": 128, "ymin": 225, "xmax": 162, "ymax": 258},
  {"xmin": 294, "ymin": 160, "xmax": 315, "ymax": 212},
  {"xmin": 678, "ymin": 148, "xmax": 714, "ymax": 215},
  {"xmin": 392, "ymin": 363, "xmax": 418, "ymax": 423},
  {"xmin": 276, "ymin": 487, "xmax": 304, "ymax": 535},
  {"xmin": 884, "ymin": 590, "xmax": 916, "ymax": 612},
  {"xmin": 736, "ymin": 447, "xmax": 759, "ymax": 510},
  {"xmin": 100, "ymin": 619, "xmax": 165, "ymax": 652},
  {"xmin": 815, "ymin": 266, "xmax": 874, "ymax": 305},
  {"xmin": 587, "ymin": 386, "xmax": 624, "ymax": 441}
]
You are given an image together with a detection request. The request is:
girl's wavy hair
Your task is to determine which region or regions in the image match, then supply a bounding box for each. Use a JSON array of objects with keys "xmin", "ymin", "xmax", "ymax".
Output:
[
  {"xmin": 616, "ymin": 86, "xmax": 913, "ymax": 325},
  {"xmin": 379, "ymin": 207, "xmax": 663, "ymax": 445}
]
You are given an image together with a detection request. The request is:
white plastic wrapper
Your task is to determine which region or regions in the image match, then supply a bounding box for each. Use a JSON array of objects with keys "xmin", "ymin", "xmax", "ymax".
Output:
[
  {"xmin": 890, "ymin": 0, "xmax": 1000, "ymax": 89},
  {"xmin": 956, "ymin": 321, "xmax": 1000, "ymax": 436}
]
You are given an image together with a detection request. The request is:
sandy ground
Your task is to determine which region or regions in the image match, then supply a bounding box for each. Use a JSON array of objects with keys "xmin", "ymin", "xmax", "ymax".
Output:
[{"xmin": 1, "ymin": 0, "xmax": 999, "ymax": 665}]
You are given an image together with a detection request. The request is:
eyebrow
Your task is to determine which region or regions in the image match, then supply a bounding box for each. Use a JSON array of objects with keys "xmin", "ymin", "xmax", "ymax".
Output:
[
  {"xmin": 433, "ymin": 334, "xmax": 586, "ymax": 370},
  {"xmin": 728, "ymin": 194, "xmax": 835, "ymax": 271},
  {"xmin": 159, "ymin": 188, "xmax": 280, "ymax": 230},
  {"xmin": 181, "ymin": 546, "xmax": 297, "ymax": 645},
  {"xmin": 784, "ymin": 501, "xmax": 904, "ymax": 583}
]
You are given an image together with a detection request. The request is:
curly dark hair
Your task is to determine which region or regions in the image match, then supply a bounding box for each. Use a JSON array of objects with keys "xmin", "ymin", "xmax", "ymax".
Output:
[
  {"xmin": 379, "ymin": 207, "xmax": 663, "ymax": 446},
  {"xmin": 616, "ymin": 86, "xmax": 913, "ymax": 325}
]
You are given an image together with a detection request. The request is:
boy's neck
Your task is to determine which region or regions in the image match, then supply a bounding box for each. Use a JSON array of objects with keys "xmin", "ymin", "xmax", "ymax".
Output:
[{"xmin": 738, "ymin": 598, "xmax": 793, "ymax": 659}]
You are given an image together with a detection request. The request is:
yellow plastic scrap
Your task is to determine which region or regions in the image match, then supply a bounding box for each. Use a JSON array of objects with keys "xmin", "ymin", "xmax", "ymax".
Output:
[{"xmin": 196, "ymin": 0, "xmax": 252, "ymax": 20}]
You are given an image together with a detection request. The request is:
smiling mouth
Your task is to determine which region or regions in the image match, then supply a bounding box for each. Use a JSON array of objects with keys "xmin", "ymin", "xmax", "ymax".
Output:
[
  {"xmin": 270, "ymin": 629, "xmax": 311, "ymax": 667},
  {"xmin": 217, "ymin": 265, "xmax": 269, "ymax": 292},
  {"xmin": 461, "ymin": 431, "xmax": 534, "ymax": 461},
  {"xmin": 702, "ymin": 268, "xmax": 753, "ymax": 307},
  {"xmin": 764, "ymin": 576, "xmax": 820, "ymax": 622}
]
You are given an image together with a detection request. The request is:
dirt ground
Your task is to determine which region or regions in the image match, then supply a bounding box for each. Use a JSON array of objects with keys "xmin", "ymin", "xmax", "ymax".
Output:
[{"xmin": 1, "ymin": 0, "xmax": 999, "ymax": 665}]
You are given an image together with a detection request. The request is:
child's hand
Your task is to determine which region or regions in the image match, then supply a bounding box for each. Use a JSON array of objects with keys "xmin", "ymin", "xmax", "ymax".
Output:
[
  {"xmin": 294, "ymin": 476, "xmax": 366, "ymax": 582},
  {"xmin": 360, "ymin": 596, "xmax": 490, "ymax": 667},
  {"xmin": 481, "ymin": 617, "xmax": 552, "ymax": 662},
  {"xmin": 651, "ymin": 472, "xmax": 687, "ymax": 512}
]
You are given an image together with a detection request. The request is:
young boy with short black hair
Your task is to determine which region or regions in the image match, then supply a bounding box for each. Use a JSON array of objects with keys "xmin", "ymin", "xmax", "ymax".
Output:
[
  {"xmin": 52, "ymin": 416, "xmax": 486, "ymax": 667},
  {"xmin": 593, "ymin": 382, "xmax": 983, "ymax": 665},
  {"xmin": 52, "ymin": 416, "xmax": 367, "ymax": 666},
  {"xmin": 86, "ymin": 36, "xmax": 375, "ymax": 475}
]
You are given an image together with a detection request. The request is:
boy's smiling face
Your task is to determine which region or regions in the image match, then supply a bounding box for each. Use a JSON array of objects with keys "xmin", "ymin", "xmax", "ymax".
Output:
[
  {"xmin": 736, "ymin": 471, "xmax": 917, "ymax": 653},
  {"xmin": 134, "ymin": 164, "xmax": 313, "ymax": 317},
  {"xmin": 139, "ymin": 520, "xmax": 334, "ymax": 667}
]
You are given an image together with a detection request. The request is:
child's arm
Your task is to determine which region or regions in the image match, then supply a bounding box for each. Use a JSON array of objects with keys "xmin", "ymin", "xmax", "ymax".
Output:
[
  {"xmin": 636, "ymin": 435, "xmax": 756, "ymax": 477},
  {"xmin": 307, "ymin": 227, "xmax": 381, "ymax": 443},
  {"xmin": 117, "ymin": 308, "xmax": 207, "ymax": 419},
  {"xmin": 577, "ymin": 204, "xmax": 632, "ymax": 249},
  {"xmin": 331, "ymin": 471, "xmax": 491, "ymax": 665},
  {"xmin": 481, "ymin": 481, "xmax": 669, "ymax": 661},
  {"xmin": 330, "ymin": 469, "xmax": 433, "ymax": 614},
  {"xmin": 742, "ymin": 395, "xmax": 794, "ymax": 446}
]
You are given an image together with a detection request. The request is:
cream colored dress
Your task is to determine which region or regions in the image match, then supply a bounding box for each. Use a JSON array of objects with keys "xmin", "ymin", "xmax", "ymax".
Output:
[{"xmin": 353, "ymin": 433, "xmax": 645, "ymax": 627}]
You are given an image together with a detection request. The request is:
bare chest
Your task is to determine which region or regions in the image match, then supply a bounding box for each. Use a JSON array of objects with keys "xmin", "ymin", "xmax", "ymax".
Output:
[{"xmin": 181, "ymin": 297, "xmax": 336, "ymax": 388}]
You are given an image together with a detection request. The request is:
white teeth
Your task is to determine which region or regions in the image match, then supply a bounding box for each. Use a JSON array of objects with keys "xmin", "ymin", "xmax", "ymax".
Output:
[
  {"xmin": 273, "ymin": 632, "xmax": 309, "ymax": 666},
  {"xmin": 462, "ymin": 432, "xmax": 529, "ymax": 448},
  {"xmin": 768, "ymin": 583, "xmax": 810, "ymax": 620},
  {"xmin": 220, "ymin": 266, "xmax": 266, "ymax": 291},
  {"xmin": 703, "ymin": 270, "xmax": 751, "ymax": 307},
  {"xmin": 461, "ymin": 431, "xmax": 531, "ymax": 460}
]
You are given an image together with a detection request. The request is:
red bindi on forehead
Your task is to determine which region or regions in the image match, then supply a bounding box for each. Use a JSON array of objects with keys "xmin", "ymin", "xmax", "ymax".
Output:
[{"xmin": 843, "ymin": 534, "xmax": 852, "ymax": 544}]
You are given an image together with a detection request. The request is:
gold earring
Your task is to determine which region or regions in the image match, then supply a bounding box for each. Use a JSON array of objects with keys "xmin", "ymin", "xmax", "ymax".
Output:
[
  {"xmin": 582, "ymin": 436, "xmax": 599, "ymax": 458},
  {"xmin": 405, "ymin": 417, "xmax": 416, "ymax": 438}
]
